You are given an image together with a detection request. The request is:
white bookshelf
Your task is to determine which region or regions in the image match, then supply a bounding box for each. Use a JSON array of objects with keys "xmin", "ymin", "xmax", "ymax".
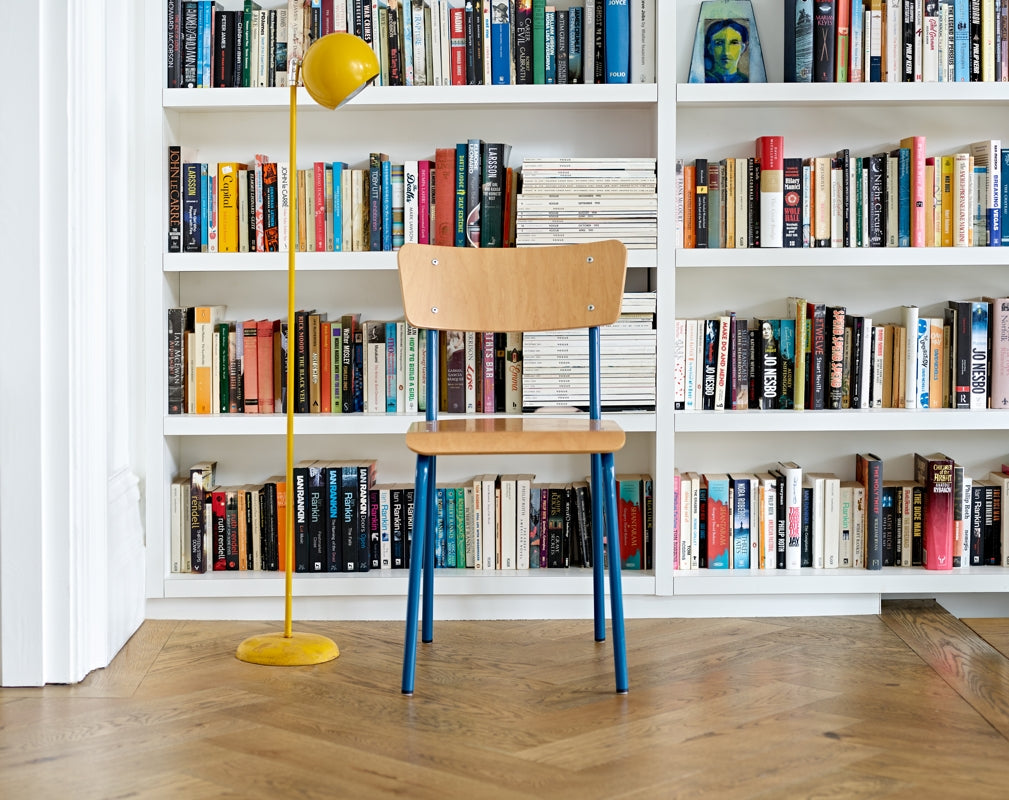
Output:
[
  {"xmin": 145, "ymin": 2, "xmax": 1009, "ymax": 623},
  {"xmin": 667, "ymin": 0, "xmax": 1009, "ymax": 616},
  {"xmin": 145, "ymin": 2, "xmax": 670, "ymax": 620}
]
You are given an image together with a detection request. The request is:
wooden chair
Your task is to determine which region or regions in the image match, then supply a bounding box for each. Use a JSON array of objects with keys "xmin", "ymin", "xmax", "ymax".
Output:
[{"xmin": 397, "ymin": 240, "xmax": 629, "ymax": 695}]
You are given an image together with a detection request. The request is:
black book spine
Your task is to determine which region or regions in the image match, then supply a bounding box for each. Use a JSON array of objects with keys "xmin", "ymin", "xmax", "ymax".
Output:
[
  {"xmin": 515, "ymin": 3, "xmax": 533, "ymax": 84},
  {"xmin": 182, "ymin": 1, "xmax": 199, "ymax": 87},
  {"xmin": 813, "ymin": 0, "xmax": 836, "ymax": 82},
  {"xmin": 341, "ymin": 466, "xmax": 358, "ymax": 571},
  {"xmin": 325, "ymin": 465, "xmax": 343, "ymax": 572},
  {"xmin": 694, "ymin": 159, "xmax": 708, "ymax": 249},
  {"xmin": 357, "ymin": 465, "xmax": 372, "ymax": 572},
  {"xmin": 970, "ymin": 482, "xmax": 985, "ymax": 565},
  {"xmin": 292, "ymin": 464, "xmax": 310, "ymax": 572},
  {"xmin": 391, "ymin": 486, "xmax": 404, "ymax": 568},
  {"xmin": 970, "ymin": 0, "xmax": 982, "ymax": 82},
  {"xmin": 782, "ymin": 158, "xmax": 803, "ymax": 248},
  {"xmin": 232, "ymin": 10, "xmax": 244, "ymax": 88},
  {"xmin": 836, "ymin": 148, "xmax": 850, "ymax": 246},
  {"xmin": 556, "ymin": 9, "xmax": 569, "ymax": 84},
  {"xmin": 808, "ymin": 304, "xmax": 827, "ymax": 410},
  {"xmin": 167, "ymin": 0, "xmax": 182, "ymax": 88},
  {"xmin": 168, "ymin": 146, "xmax": 182, "ymax": 253},
  {"xmin": 308, "ymin": 464, "xmax": 326, "ymax": 572},
  {"xmin": 826, "ymin": 305, "xmax": 846, "ymax": 409},
  {"xmin": 593, "ymin": 0, "xmax": 606, "ymax": 84},
  {"xmin": 868, "ymin": 153, "xmax": 886, "ymax": 246},
  {"xmin": 465, "ymin": 2, "xmax": 479, "ymax": 84},
  {"xmin": 903, "ymin": 0, "xmax": 916, "ymax": 81},
  {"xmin": 800, "ymin": 484, "xmax": 813, "ymax": 567},
  {"xmin": 881, "ymin": 484, "xmax": 896, "ymax": 566},
  {"xmin": 784, "ymin": 0, "xmax": 798, "ymax": 82}
]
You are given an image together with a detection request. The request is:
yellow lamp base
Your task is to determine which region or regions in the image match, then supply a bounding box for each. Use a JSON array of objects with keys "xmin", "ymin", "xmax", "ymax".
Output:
[{"xmin": 235, "ymin": 632, "xmax": 340, "ymax": 666}]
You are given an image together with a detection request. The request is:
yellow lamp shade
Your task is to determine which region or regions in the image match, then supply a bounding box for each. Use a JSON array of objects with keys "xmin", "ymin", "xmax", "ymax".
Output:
[{"xmin": 301, "ymin": 32, "xmax": 380, "ymax": 109}]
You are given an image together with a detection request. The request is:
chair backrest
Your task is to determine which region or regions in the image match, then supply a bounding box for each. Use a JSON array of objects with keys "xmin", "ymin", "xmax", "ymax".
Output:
[{"xmin": 397, "ymin": 240, "xmax": 627, "ymax": 333}]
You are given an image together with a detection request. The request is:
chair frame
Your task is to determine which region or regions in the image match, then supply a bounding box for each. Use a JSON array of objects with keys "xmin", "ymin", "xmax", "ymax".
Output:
[{"xmin": 398, "ymin": 241, "xmax": 629, "ymax": 695}]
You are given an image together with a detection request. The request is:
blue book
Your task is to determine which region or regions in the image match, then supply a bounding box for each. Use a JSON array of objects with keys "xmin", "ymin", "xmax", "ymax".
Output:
[
  {"xmin": 567, "ymin": 6, "xmax": 583, "ymax": 82},
  {"xmin": 785, "ymin": 0, "xmax": 814, "ymax": 81},
  {"xmin": 894, "ymin": 147, "xmax": 910, "ymax": 247},
  {"xmin": 491, "ymin": 4, "xmax": 512, "ymax": 84},
  {"xmin": 730, "ymin": 476, "xmax": 751, "ymax": 569},
  {"xmin": 850, "ymin": 0, "xmax": 863, "ymax": 78},
  {"xmin": 182, "ymin": 162, "xmax": 202, "ymax": 252},
  {"xmin": 705, "ymin": 475, "xmax": 730, "ymax": 569},
  {"xmin": 544, "ymin": 8, "xmax": 556, "ymax": 83},
  {"xmin": 1001, "ymin": 148, "xmax": 1009, "ymax": 245},
  {"xmin": 381, "ymin": 158, "xmax": 393, "ymax": 251},
  {"xmin": 196, "ymin": 0, "xmax": 206, "ymax": 87},
  {"xmin": 385, "ymin": 321, "xmax": 398, "ymax": 412},
  {"xmin": 604, "ymin": 0, "xmax": 629, "ymax": 83},
  {"xmin": 401, "ymin": 0, "xmax": 414, "ymax": 85},
  {"xmin": 954, "ymin": 0, "xmax": 970, "ymax": 81},
  {"xmin": 331, "ymin": 162, "xmax": 346, "ymax": 252}
]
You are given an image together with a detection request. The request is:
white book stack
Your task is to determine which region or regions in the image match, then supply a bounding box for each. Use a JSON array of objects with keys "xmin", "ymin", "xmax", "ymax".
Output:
[
  {"xmin": 515, "ymin": 157, "xmax": 658, "ymax": 250},
  {"xmin": 522, "ymin": 292, "xmax": 656, "ymax": 411}
]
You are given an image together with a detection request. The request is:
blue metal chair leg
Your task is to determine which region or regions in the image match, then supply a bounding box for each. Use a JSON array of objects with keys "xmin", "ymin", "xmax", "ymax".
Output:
[
  {"xmin": 601, "ymin": 452, "xmax": 628, "ymax": 694},
  {"xmin": 402, "ymin": 455, "xmax": 432, "ymax": 695},
  {"xmin": 590, "ymin": 452, "xmax": 606, "ymax": 642},
  {"xmin": 422, "ymin": 456, "xmax": 437, "ymax": 643}
]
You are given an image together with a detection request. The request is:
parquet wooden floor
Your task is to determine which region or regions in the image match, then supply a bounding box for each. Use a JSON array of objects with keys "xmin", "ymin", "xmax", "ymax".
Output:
[{"xmin": 4, "ymin": 602, "xmax": 1009, "ymax": 799}]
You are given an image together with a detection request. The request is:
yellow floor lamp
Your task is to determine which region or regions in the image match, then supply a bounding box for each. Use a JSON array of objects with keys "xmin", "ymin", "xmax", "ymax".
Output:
[{"xmin": 236, "ymin": 32, "xmax": 379, "ymax": 667}]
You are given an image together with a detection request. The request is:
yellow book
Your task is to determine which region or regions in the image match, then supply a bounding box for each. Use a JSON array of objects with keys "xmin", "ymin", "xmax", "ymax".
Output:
[
  {"xmin": 194, "ymin": 304, "xmax": 226, "ymax": 415},
  {"xmin": 217, "ymin": 163, "xmax": 240, "ymax": 253},
  {"xmin": 940, "ymin": 155, "xmax": 953, "ymax": 247}
]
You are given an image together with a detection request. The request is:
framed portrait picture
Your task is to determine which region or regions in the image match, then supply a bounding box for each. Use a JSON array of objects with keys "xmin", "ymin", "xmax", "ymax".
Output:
[{"xmin": 688, "ymin": 1, "xmax": 767, "ymax": 84}]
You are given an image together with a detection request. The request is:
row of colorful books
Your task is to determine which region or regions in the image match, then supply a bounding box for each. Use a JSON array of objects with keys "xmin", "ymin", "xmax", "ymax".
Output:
[
  {"xmin": 168, "ymin": 294, "xmax": 655, "ymax": 415},
  {"xmin": 673, "ymin": 453, "xmax": 1008, "ymax": 573},
  {"xmin": 515, "ymin": 157, "xmax": 658, "ymax": 249},
  {"xmin": 677, "ymin": 135, "xmax": 1005, "ymax": 249},
  {"xmin": 673, "ymin": 296, "xmax": 1009, "ymax": 412},
  {"xmin": 166, "ymin": 0, "xmax": 655, "ymax": 89},
  {"xmin": 786, "ymin": 0, "xmax": 1009, "ymax": 84},
  {"xmin": 167, "ymin": 142, "xmax": 516, "ymax": 254},
  {"xmin": 173, "ymin": 460, "xmax": 653, "ymax": 573}
]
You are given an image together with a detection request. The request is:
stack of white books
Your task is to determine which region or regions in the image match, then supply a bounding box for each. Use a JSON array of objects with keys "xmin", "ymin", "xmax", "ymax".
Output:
[{"xmin": 515, "ymin": 157, "xmax": 658, "ymax": 250}]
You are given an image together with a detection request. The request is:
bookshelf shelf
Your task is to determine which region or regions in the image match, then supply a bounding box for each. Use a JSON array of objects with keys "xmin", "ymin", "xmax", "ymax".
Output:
[
  {"xmin": 161, "ymin": 568, "xmax": 657, "ymax": 599},
  {"xmin": 163, "ymin": 411, "xmax": 658, "ymax": 437},
  {"xmin": 675, "ymin": 248, "xmax": 1009, "ymax": 269},
  {"xmin": 676, "ymin": 82, "xmax": 1009, "ymax": 107},
  {"xmin": 163, "ymin": 83, "xmax": 658, "ymax": 112},
  {"xmin": 673, "ymin": 409, "xmax": 1009, "ymax": 434},
  {"xmin": 672, "ymin": 567, "xmax": 1009, "ymax": 596},
  {"xmin": 163, "ymin": 249, "xmax": 659, "ymax": 272}
]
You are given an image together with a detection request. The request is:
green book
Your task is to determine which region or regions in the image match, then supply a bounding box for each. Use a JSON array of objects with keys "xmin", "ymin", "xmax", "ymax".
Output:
[{"xmin": 532, "ymin": 0, "xmax": 546, "ymax": 84}]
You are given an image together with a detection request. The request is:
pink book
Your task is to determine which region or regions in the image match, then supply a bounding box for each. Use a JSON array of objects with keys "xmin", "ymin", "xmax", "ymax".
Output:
[
  {"xmin": 482, "ymin": 331, "xmax": 495, "ymax": 413},
  {"xmin": 257, "ymin": 319, "xmax": 275, "ymax": 413},
  {"xmin": 417, "ymin": 160, "xmax": 433, "ymax": 244},
  {"xmin": 900, "ymin": 136, "xmax": 927, "ymax": 247},
  {"xmin": 242, "ymin": 321, "xmax": 259, "ymax": 413},
  {"xmin": 254, "ymin": 154, "xmax": 268, "ymax": 252},
  {"xmin": 987, "ymin": 297, "xmax": 1009, "ymax": 409}
]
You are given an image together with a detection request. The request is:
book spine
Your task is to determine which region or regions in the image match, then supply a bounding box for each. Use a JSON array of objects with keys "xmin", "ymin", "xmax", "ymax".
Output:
[
  {"xmin": 814, "ymin": 0, "xmax": 838, "ymax": 81},
  {"xmin": 604, "ymin": 0, "xmax": 629, "ymax": 83},
  {"xmin": 757, "ymin": 136, "xmax": 784, "ymax": 248}
]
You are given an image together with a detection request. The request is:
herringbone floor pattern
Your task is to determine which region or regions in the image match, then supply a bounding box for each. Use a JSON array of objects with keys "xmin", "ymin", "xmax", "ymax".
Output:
[{"xmin": 4, "ymin": 602, "xmax": 1009, "ymax": 799}]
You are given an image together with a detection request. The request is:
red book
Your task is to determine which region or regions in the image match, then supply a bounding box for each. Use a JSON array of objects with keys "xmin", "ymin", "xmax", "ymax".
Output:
[
  {"xmin": 450, "ymin": 7, "xmax": 466, "ymax": 85},
  {"xmin": 242, "ymin": 320, "xmax": 259, "ymax": 413},
  {"xmin": 756, "ymin": 135, "xmax": 784, "ymax": 248},
  {"xmin": 914, "ymin": 453, "xmax": 955, "ymax": 570},
  {"xmin": 900, "ymin": 136, "xmax": 927, "ymax": 247},
  {"xmin": 257, "ymin": 319, "xmax": 274, "ymax": 413},
  {"xmin": 433, "ymin": 148, "xmax": 456, "ymax": 246},
  {"xmin": 418, "ymin": 160, "xmax": 433, "ymax": 244}
]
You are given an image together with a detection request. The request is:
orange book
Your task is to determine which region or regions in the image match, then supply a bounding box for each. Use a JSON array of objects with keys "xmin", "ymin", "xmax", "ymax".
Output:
[
  {"xmin": 257, "ymin": 319, "xmax": 274, "ymax": 413},
  {"xmin": 194, "ymin": 305, "xmax": 226, "ymax": 414},
  {"xmin": 683, "ymin": 165, "xmax": 696, "ymax": 249}
]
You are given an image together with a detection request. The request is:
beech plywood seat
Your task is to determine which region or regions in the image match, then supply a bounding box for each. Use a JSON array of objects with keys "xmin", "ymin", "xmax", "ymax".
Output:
[{"xmin": 397, "ymin": 240, "xmax": 629, "ymax": 695}]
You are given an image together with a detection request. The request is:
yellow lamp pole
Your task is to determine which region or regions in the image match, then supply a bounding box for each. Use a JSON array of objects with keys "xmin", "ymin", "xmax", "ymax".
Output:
[{"xmin": 236, "ymin": 33, "xmax": 379, "ymax": 667}]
